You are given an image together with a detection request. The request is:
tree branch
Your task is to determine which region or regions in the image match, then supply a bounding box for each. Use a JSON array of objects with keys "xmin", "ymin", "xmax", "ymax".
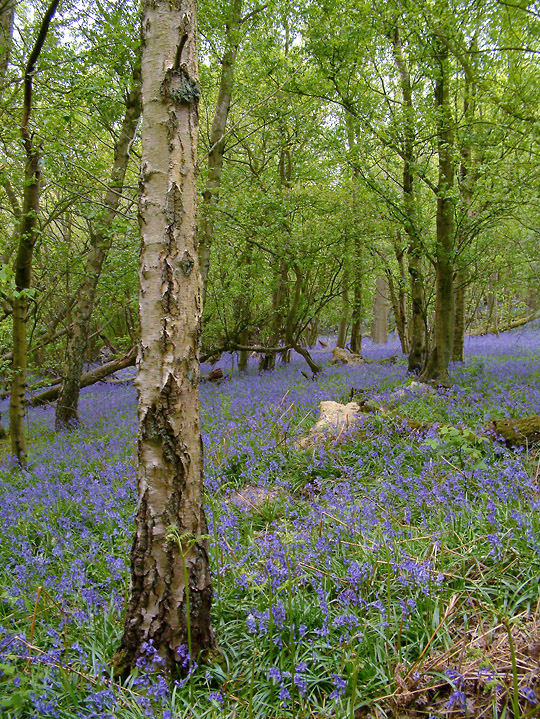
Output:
[{"xmin": 22, "ymin": 0, "xmax": 61, "ymax": 139}]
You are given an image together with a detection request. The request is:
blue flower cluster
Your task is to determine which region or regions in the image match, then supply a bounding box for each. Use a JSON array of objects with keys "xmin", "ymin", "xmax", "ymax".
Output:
[{"xmin": 1, "ymin": 327, "xmax": 540, "ymax": 715}]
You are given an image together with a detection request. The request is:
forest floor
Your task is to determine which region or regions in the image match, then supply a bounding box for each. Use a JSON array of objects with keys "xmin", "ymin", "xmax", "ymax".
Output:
[{"xmin": 1, "ymin": 326, "xmax": 540, "ymax": 718}]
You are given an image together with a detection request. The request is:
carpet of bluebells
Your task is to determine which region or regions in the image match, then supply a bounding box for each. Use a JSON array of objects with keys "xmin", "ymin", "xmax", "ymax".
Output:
[{"xmin": 1, "ymin": 325, "xmax": 540, "ymax": 717}]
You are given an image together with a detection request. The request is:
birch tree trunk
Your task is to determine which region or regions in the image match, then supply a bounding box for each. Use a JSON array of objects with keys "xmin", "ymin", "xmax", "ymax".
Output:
[
  {"xmin": 55, "ymin": 62, "xmax": 141, "ymax": 429},
  {"xmin": 485, "ymin": 272, "xmax": 499, "ymax": 334},
  {"xmin": 114, "ymin": 0, "xmax": 215, "ymax": 674},
  {"xmin": 260, "ymin": 141, "xmax": 292, "ymax": 371}
]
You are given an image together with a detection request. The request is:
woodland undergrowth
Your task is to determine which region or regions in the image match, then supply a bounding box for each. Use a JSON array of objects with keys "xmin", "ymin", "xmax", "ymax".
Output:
[{"xmin": 1, "ymin": 329, "xmax": 540, "ymax": 718}]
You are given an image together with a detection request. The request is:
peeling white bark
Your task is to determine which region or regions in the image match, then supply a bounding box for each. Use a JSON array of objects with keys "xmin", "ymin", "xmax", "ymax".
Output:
[{"xmin": 116, "ymin": 0, "xmax": 214, "ymax": 674}]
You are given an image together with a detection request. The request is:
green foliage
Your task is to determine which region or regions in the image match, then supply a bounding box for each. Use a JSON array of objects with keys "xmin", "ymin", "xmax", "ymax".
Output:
[
  {"xmin": 422, "ymin": 424, "xmax": 490, "ymax": 469},
  {"xmin": 1, "ymin": 0, "xmax": 540, "ymax": 367}
]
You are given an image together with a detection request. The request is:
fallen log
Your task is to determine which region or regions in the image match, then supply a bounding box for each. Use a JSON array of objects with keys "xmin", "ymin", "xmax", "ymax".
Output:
[
  {"xmin": 201, "ymin": 368, "xmax": 224, "ymax": 383},
  {"xmin": 0, "ymin": 375, "xmax": 61, "ymax": 401},
  {"xmin": 332, "ymin": 347, "xmax": 363, "ymax": 365},
  {"xmin": 363, "ymin": 355, "xmax": 400, "ymax": 365},
  {"xmin": 469, "ymin": 314, "xmax": 536, "ymax": 337},
  {"xmin": 487, "ymin": 416, "xmax": 540, "ymax": 448},
  {"xmin": 350, "ymin": 381, "xmax": 433, "ymax": 407},
  {"xmin": 29, "ymin": 347, "xmax": 137, "ymax": 407}
]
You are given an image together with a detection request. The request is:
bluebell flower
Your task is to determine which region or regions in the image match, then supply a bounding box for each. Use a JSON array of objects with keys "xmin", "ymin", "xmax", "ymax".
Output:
[
  {"xmin": 330, "ymin": 674, "xmax": 347, "ymax": 699},
  {"xmin": 447, "ymin": 690, "xmax": 466, "ymax": 711},
  {"xmin": 209, "ymin": 691, "xmax": 224, "ymax": 708}
]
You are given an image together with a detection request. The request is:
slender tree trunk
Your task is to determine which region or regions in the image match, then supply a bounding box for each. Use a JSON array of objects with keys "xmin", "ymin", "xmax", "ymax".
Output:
[
  {"xmin": 0, "ymin": 0, "xmax": 16, "ymax": 439},
  {"xmin": 0, "ymin": 0, "xmax": 15, "ymax": 83},
  {"xmin": 260, "ymin": 259, "xmax": 288, "ymax": 371},
  {"xmin": 453, "ymin": 269, "xmax": 466, "ymax": 361},
  {"xmin": 485, "ymin": 272, "xmax": 498, "ymax": 334},
  {"xmin": 114, "ymin": 0, "xmax": 215, "ymax": 675},
  {"xmin": 349, "ymin": 229, "xmax": 363, "ymax": 354},
  {"xmin": 271, "ymin": 262, "xmax": 287, "ymax": 362},
  {"xmin": 238, "ymin": 334, "xmax": 249, "ymax": 371},
  {"xmin": 387, "ymin": 269, "xmax": 408, "ymax": 355},
  {"xmin": 55, "ymin": 62, "xmax": 141, "ymax": 429},
  {"xmin": 199, "ymin": 0, "xmax": 242, "ymax": 303},
  {"xmin": 505, "ymin": 273, "xmax": 512, "ymax": 327},
  {"xmin": 371, "ymin": 276, "xmax": 388, "ymax": 344},
  {"xmin": 396, "ymin": 252, "xmax": 409, "ymax": 354},
  {"xmin": 9, "ymin": 0, "xmax": 61, "ymax": 465},
  {"xmin": 336, "ymin": 243, "xmax": 349, "ymax": 349},
  {"xmin": 237, "ymin": 243, "xmax": 252, "ymax": 372},
  {"xmin": 422, "ymin": 28, "xmax": 455, "ymax": 384},
  {"xmin": 408, "ymin": 248, "xmax": 425, "ymax": 372},
  {"xmin": 306, "ymin": 317, "xmax": 319, "ymax": 347},
  {"xmin": 261, "ymin": 141, "xmax": 292, "ymax": 372},
  {"xmin": 453, "ymin": 47, "xmax": 475, "ymax": 363},
  {"xmin": 346, "ymin": 118, "xmax": 363, "ymax": 356},
  {"xmin": 391, "ymin": 27, "xmax": 425, "ymax": 372},
  {"xmin": 9, "ymin": 149, "xmax": 40, "ymax": 463},
  {"xmin": 389, "ymin": 237, "xmax": 409, "ymax": 354},
  {"xmin": 285, "ymin": 265, "xmax": 320, "ymax": 375}
]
